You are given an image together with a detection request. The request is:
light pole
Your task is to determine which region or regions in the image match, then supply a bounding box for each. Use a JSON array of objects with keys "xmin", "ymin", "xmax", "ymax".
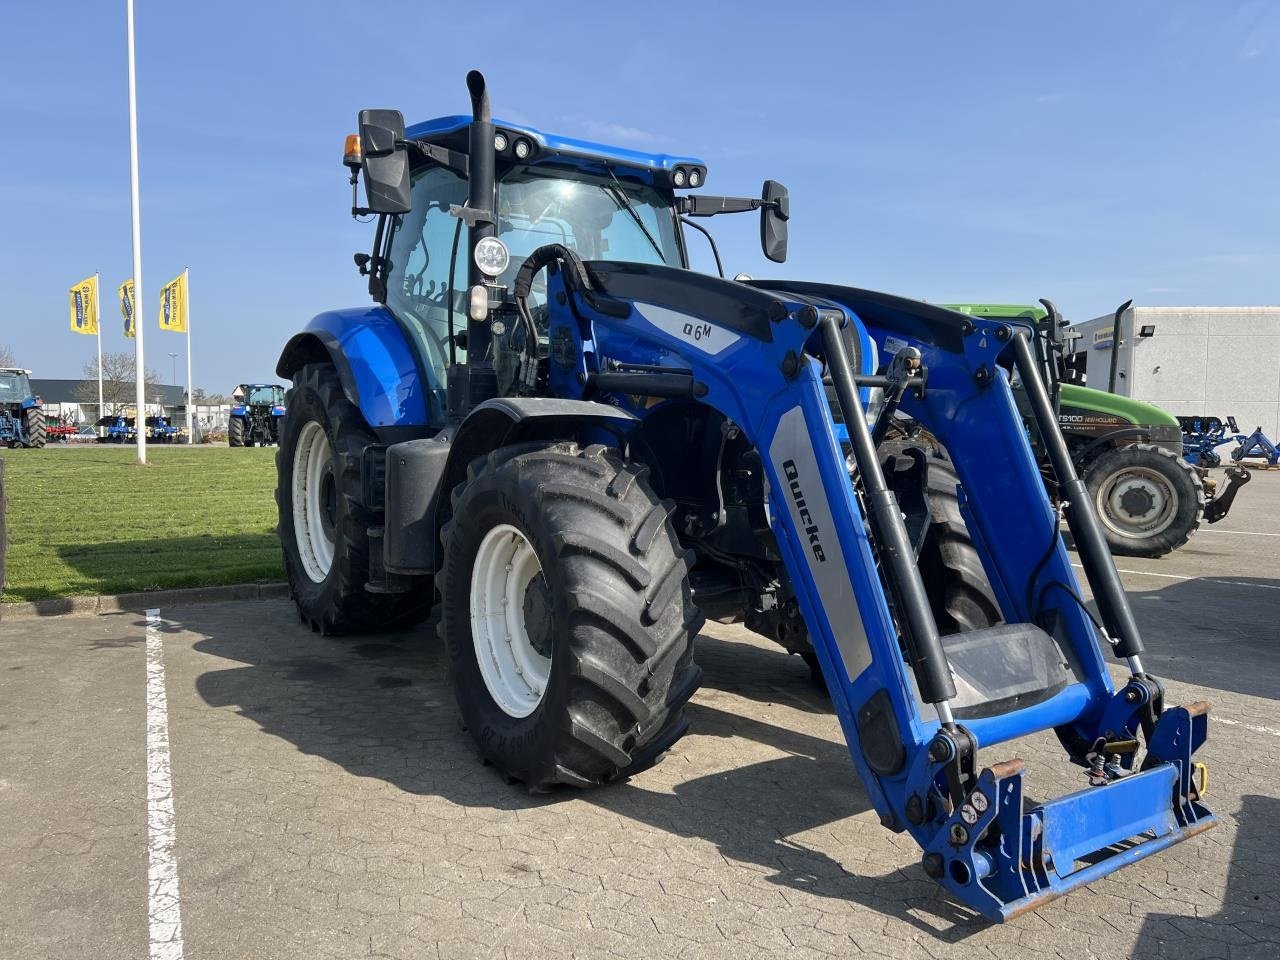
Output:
[{"xmin": 168, "ymin": 352, "xmax": 178, "ymax": 386}]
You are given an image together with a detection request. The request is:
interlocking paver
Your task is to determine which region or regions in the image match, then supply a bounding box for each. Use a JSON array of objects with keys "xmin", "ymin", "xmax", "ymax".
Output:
[{"xmin": 5, "ymin": 491, "xmax": 1280, "ymax": 959}]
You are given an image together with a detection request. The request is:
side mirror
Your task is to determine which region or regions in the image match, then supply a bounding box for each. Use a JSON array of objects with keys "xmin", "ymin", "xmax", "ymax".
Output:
[
  {"xmin": 761, "ymin": 180, "xmax": 789, "ymax": 263},
  {"xmin": 357, "ymin": 108, "xmax": 411, "ymax": 214}
]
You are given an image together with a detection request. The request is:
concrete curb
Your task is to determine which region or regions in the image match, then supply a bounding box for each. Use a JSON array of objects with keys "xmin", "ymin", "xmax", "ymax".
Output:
[{"xmin": 1, "ymin": 582, "xmax": 289, "ymax": 621}]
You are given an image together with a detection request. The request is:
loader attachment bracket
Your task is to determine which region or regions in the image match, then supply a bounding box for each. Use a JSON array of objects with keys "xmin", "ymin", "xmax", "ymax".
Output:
[{"xmin": 922, "ymin": 704, "xmax": 1215, "ymax": 922}]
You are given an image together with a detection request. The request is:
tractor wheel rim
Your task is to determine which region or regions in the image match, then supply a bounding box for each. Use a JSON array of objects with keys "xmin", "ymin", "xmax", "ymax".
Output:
[
  {"xmin": 293, "ymin": 420, "xmax": 336, "ymax": 583},
  {"xmin": 469, "ymin": 524, "xmax": 551, "ymax": 718},
  {"xmin": 1096, "ymin": 466, "xmax": 1177, "ymax": 540}
]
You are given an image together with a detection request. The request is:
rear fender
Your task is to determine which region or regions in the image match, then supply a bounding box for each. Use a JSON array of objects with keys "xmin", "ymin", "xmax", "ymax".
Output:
[{"xmin": 276, "ymin": 306, "xmax": 433, "ymax": 441}]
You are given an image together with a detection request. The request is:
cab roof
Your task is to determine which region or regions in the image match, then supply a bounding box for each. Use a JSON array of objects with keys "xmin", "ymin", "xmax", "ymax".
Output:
[{"xmin": 405, "ymin": 115, "xmax": 706, "ymax": 176}]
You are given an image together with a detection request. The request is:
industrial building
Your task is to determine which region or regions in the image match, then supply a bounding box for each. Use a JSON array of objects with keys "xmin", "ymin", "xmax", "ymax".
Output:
[{"xmin": 1068, "ymin": 306, "xmax": 1280, "ymax": 437}]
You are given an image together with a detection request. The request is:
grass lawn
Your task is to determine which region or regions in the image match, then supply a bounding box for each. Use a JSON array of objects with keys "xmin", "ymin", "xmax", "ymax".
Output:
[{"xmin": 2, "ymin": 446, "xmax": 283, "ymax": 603}]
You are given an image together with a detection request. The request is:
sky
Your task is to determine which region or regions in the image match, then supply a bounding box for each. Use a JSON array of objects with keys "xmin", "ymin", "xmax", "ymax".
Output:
[{"xmin": 2, "ymin": 1, "xmax": 1278, "ymax": 391}]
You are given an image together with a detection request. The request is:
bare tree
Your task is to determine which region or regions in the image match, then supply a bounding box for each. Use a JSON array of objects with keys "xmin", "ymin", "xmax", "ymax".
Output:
[
  {"xmin": 0, "ymin": 344, "xmax": 14, "ymax": 368},
  {"xmin": 191, "ymin": 386, "xmax": 227, "ymax": 404},
  {"xmin": 74, "ymin": 352, "xmax": 160, "ymax": 416}
]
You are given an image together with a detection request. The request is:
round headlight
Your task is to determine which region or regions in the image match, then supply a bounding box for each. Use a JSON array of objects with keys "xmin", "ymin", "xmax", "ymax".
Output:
[
  {"xmin": 688, "ymin": 168, "xmax": 702, "ymax": 188},
  {"xmin": 494, "ymin": 132, "xmax": 509, "ymax": 152},
  {"xmin": 673, "ymin": 167, "xmax": 687, "ymax": 187},
  {"xmin": 474, "ymin": 236, "xmax": 510, "ymax": 277},
  {"xmin": 513, "ymin": 138, "xmax": 532, "ymax": 159}
]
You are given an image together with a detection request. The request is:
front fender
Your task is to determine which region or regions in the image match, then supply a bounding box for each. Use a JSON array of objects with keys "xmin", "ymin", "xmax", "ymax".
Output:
[{"xmin": 276, "ymin": 306, "xmax": 433, "ymax": 436}]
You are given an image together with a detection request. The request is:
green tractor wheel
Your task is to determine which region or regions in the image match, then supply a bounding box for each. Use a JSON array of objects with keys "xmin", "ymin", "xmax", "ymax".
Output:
[{"xmin": 1082, "ymin": 443, "xmax": 1204, "ymax": 558}]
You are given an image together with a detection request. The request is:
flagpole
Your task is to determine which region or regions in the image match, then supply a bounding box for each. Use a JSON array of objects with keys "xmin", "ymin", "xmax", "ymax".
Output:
[
  {"xmin": 94, "ymin": 271, "xmax": 103, "ymax": 420},
  {"xmin": 184, "ymin": 267, "xmax": 193, "ymax": 444},
  {"xmin": 125, "ymin": 0, "xmax": 146, "ymax": 465}
]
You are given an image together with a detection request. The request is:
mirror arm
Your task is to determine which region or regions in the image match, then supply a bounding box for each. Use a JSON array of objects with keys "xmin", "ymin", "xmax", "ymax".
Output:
[
  {"xmin": 676, "ymin": 195, "xmax": 770, "ymax": 218},
  {"xmin": 400, "ymin": 139, "xmax": 470, "ymax": 178}
]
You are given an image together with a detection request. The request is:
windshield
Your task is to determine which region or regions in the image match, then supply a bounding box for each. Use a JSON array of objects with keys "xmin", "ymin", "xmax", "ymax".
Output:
[
  {"xmin": 0, "ymin": 371, "xmax": 32, "ymax": 400},
  {"xmin": 246, "ymin": 386, "xmax": 282, "ymax": 406},
  {"xmin": 497, "ymin": 167, "xmax": 682, "ymax": 283}
]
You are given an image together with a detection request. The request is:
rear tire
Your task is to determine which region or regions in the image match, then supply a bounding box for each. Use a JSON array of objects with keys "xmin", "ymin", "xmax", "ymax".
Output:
[
  {"xmin": 24, "ymin": 409, "xmax": 45, "ymax": 449},
  {"xmin": 228, "ymin": 417, "xmax": 245, "ymax": 448},
  {"xmin": 276, "ymin": 362, "xmax": 431, "ymax": 634},
  {"xmin": 440, "ymin": 442, "xmax": 703, "ymax": 791},
  {"xmin": 1083, "ymin": 443, "xmax": 1203, "ymax": 558}
]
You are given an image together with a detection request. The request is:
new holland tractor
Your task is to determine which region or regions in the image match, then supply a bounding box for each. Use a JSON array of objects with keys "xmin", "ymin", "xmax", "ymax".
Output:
[
  {"xmin": 273, "ymin": 72, "xmax": 1215, "ymax": 922},
  {"xmin": 0, "ymin": 368, "xmax": 46, "ymax": 448},
  {"xmin": 228, "ymin": 383, "xmax": 286, "ymax": 447},
  {"xmin": 945, "ymin": 303, "xmax": 1249, "ymax": 558}
]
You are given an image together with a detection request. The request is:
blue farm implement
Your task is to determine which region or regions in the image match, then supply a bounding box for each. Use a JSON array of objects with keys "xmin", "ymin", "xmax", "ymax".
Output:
[
  {"xmin": 0, "ymin": 368, "xmax": 46, "ymax": 449},
  {"xmin": 95, "ymin": 415, "xmax": 137, "ymax": 443},
  {"xmin": 1231, "ymin": 425, "xmax": 1280, "ymax": 468},
  {"xmin": 271, "ymin": 72, "xmax": 1217, "ymax": 923},
  {"xmin": 228, "ymin": 383, "xmax": 285, "ymax": 447},
  {"xmin": 146, "ymin": 416, "xmax": 181, "ymax": 443}
]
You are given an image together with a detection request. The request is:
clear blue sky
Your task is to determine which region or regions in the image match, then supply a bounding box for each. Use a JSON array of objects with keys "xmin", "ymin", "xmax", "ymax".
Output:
[{"xmin": 2, "ymin": 2, "xmax": 1277, "ymax": 391}]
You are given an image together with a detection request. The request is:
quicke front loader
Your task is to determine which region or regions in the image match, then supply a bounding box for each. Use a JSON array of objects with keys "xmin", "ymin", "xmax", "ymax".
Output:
[{"xmin": 274, "ymin": 72, "xmax": 1214, "ymax": 922}]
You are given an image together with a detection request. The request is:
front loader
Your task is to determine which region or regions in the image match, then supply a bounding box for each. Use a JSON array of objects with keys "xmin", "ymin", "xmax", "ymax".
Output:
[{"xmin": 273, "ymin": 71, "xmax": 1215, "ymax": 922}]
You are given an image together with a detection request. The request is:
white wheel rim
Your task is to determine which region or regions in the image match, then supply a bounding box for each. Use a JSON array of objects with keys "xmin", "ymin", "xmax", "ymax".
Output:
[
  {"xmin": 470, "ymin": 524, "xmax": 552, "ymax": 718},
  {"xmin": 292, "ymin": 420, "xmax": 337, "ymax": 583},
  {"xmin": 1096, "ymin": 466, "xmax": 1177, "ymax": 540}
]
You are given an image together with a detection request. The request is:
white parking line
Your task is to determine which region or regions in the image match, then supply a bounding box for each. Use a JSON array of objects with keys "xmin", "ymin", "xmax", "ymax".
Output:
[
  {"xmin": 1196, "ymin": 528, "xmax": 1280, "ymax": 537},
  {"xmin": 145, "ymin": 609, "xmax": 185, "ymax": 960},
  {"xmin": 1215, "ymin": 716, "xmax": 1280, "ymax": 738},
  {"xmin": 1071, "ymin": 562, "xmax": 1280, "ymax": 591}
]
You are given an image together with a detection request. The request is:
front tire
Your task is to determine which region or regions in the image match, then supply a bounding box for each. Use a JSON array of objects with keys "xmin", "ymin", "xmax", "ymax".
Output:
[
  {"xmin": 440, "ymin": 442, "xmax": 703, "ymax": 791},
  {"xmin": 1083, "ymin": 443, "xmax": 1203, "ymax": 558},
  {"xmin": 276, "ymin": 362, "xmax": 431, "ymax": 634}
]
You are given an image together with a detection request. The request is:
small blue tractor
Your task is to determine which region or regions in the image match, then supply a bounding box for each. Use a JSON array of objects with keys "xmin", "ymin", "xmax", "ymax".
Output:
[
  {"xmin": 0, "ymin": 367, "xmax": 46, "ymax": 448},
  {"xmin": 274, "ymin": 72, "xmax": 1215, "ymax": 922},
  {"xmin": 94, "ymin": 414, "xmax": 136, "ymax": 443},
  {"xmin": 228, "ymin": 383, "xmax": 286, "ymax": 447}
]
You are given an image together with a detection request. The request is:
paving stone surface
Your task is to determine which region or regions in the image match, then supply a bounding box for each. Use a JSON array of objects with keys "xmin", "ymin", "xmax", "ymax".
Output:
[{"xmin": 2, "ymin": 476, "xmax": 1279, "ymax": 959}]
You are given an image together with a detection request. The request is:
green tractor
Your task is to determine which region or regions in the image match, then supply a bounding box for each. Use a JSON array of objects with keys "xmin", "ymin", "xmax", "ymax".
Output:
[{"xmin": 947, "ymin": 302, "xmax": 1247, "ymax": 558}]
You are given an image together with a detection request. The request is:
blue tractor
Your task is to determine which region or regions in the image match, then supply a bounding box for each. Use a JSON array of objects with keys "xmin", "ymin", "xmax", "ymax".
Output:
[
  {"xmin": 228, "ymin": 383, "xmax": 286, "ymax": 447},
  {"xmin": 274, "ymin": 72, "xmax": 1215, "ymax": 922},
  {"xmin": 0, "ymin": 368, "xmax": 46, "ymax": 448}
]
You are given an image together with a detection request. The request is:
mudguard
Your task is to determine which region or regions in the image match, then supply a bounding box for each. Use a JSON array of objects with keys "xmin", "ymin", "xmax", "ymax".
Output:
[
  {"xmin": 382, "ymin": 397, "xmax": 638, "ymax": 574},
  {"xmin": 276, "ymin": 305, "xmax": 434, "ymax": 439}
]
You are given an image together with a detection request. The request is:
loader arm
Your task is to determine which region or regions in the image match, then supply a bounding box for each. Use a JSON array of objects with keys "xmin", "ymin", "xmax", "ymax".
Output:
[{"xmin": 533, "ymin": 256, "xmax": 1214, "ymax": 922}]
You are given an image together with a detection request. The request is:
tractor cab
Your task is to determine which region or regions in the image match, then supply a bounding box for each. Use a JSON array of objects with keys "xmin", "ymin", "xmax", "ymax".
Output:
[{"xmin": 335, "ymin": 92, "xmax": 789, "ymax": 428}]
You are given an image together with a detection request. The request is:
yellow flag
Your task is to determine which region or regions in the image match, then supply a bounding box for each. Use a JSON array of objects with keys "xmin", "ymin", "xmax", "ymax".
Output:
[
  {"xmin": 158, "ymin": 271, "xmax": 188, "ymax": 333},
  {"xmin": 119, "ymin": 280, "xmax": 136, "ymax": 338},
  {"xmin": 69, "ymin": 275, "xmax": 99, "ymax": 335}
]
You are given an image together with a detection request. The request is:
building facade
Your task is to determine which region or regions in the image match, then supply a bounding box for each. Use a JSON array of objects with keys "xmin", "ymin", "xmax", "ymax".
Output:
[{"xmin": 1069, "ymin": 306, "xmax": 1280, "ymax": 437}]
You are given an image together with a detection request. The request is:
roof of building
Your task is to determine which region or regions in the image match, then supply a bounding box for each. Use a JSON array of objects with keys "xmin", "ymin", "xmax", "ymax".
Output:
[{"xmin": 31, "ymin": 379, "xmax": 187, "ymax": 406}]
